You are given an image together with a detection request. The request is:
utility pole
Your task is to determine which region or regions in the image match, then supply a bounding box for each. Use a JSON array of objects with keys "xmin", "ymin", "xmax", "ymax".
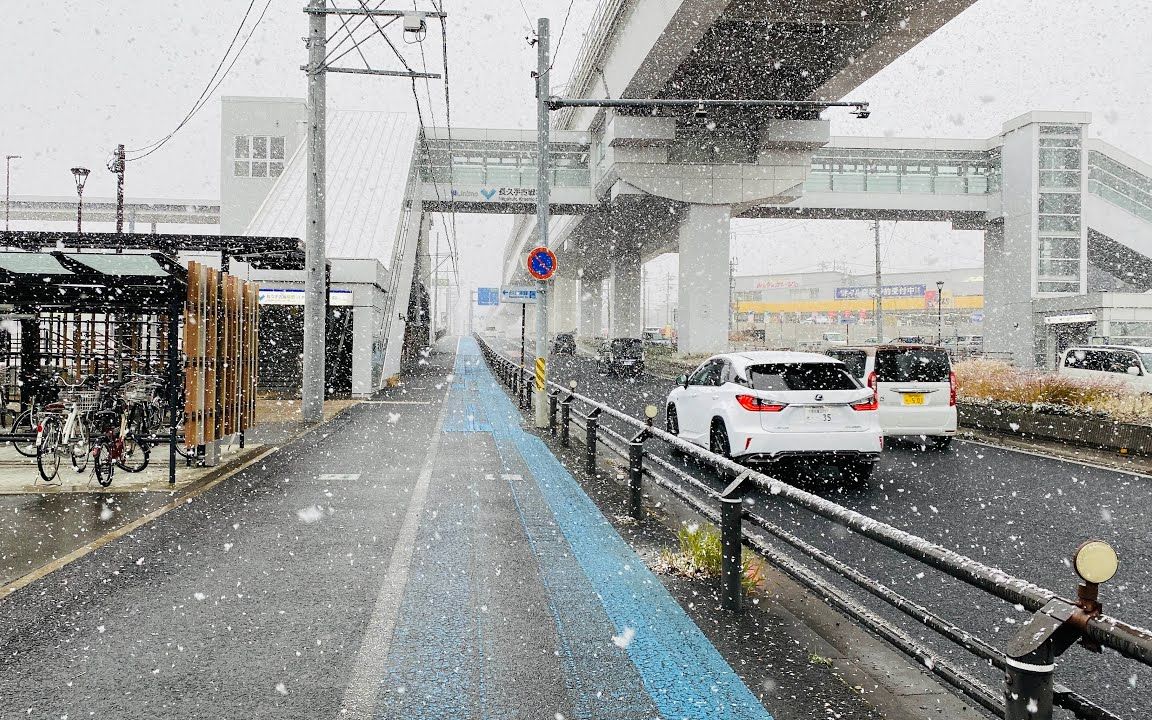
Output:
[
  {"xmin": 873, "ymin": 218, "xmax": 884, "ymax": 343},
  {"xmin": 302, "ymin": 0, "xmax": 327, "ymax": 424},
  {"xmin": 4, "ymin": 155, "xmax": 20, "ymax": 233},
  {"xmin": 108, "ymin": 144, "xmax": 125, "ymax": 234},
  {"xmin": 533, "ymin": 17, "xmax": 551, "ymax": 428},
  {"xmin": 729, "ymin": 257, "xmax": 737, "ymax": 331}
]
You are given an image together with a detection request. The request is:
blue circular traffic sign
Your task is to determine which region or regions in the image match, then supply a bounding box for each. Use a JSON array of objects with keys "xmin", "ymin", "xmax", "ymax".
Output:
[{"xmin": 527, "ymin": 246, "xmax": 557, "ymax": 281}]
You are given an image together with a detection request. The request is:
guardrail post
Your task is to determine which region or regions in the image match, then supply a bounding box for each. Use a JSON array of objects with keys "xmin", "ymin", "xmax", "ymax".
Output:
[
  {"xmin": 515, "ymin": 368, "xmax": 524, "ymax": 408},
  {"xmin": 548, "ymin": 390, "xmax": 558, "ymax": 434},
  {"xmin": 560, "ymin": 392, "xmax": 572, "ymax": 448},
  {"xmin": 720, "ymin": 471, "xmax": 752, "ymax": 613},
  {"xmin": 585, "ymin": 407, "xmax": 601, "ymax": 475},
  {"xmin": 523, "ymin": 369, "xmax": 533, "ymax": 411},
  {"xmin": 628, "ymin": 429, "xmax": 647, "ymax": 520}
]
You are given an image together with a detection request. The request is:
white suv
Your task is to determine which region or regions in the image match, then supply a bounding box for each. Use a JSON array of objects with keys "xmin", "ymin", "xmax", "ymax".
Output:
[
  {"xmin": 826, "ymin": 345, "xmax": 958, "ymax": 449},
  {"xmin": 666, "ymin": 351, "xmax": 882, "ymax": 481}
]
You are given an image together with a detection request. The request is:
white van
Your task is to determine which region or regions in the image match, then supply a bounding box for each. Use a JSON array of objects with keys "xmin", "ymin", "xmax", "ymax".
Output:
[
  {"xmin": 1058, "ymin": 346, "xmax": 1152, "ymax": 393},
  {"xmin": 825, "ymin": 345, "xmax": 958, "ymax": 449}
]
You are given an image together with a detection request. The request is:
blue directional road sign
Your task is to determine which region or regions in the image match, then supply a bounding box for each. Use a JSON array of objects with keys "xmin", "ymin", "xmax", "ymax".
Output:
[
  {"xmin": 477, "ymin": 287, "xmax": 500, "ymax": 306},
  {"xmin": 501, "ymin": 286, "xmax": 538, "ymax": 304}
]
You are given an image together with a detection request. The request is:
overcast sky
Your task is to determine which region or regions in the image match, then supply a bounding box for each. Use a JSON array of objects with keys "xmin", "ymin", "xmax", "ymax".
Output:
[{"xmin": 3, "ymin": 0, "xmax": 1151, "ymax": 292}]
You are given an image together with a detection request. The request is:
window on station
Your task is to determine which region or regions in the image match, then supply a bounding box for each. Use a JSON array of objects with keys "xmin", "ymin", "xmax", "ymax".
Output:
[{"xmin": 234, "ymin": 135, "xmax": 285, "ymax": 178}]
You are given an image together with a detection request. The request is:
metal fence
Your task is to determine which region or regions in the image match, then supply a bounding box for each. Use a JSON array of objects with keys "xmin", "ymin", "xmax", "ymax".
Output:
[{"xmin": 475, "ymin": 335, "xmax": 1152, "ymax": 720}]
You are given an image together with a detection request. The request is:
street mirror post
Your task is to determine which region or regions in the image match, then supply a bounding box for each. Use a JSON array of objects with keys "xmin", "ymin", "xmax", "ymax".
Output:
[{"xmin": 1003, "ymin": 540, "xmax": 1118, "ymax": 720}]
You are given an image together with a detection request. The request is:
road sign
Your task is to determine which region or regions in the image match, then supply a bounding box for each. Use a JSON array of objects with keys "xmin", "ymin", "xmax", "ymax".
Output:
[
  {"xmin": 501, "ymin": 286, "xmax": 538, "ymax": 304},
  {"xmin": 526, "ymin": 246, "xmax": 557, "ymax": 281},
  {"xmin": 477, "ymin": 287, "xmax": 500, "ymax": 306}
]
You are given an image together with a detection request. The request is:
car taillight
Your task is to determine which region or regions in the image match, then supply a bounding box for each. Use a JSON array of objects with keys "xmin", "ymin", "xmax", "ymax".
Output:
[
  {"xmin": 35, "ymin": 423, "xmax": 42, "ymax": 433},
  {"xmin": 736, "ymin": 394, "xmax": 786, "ymax": 412},
  {"xmin": 851, "ymin": 396, "xmax": 878, "ymax": 411},
  {"xmin": 949, "ymin": 370, "xmax": 957, "ymax": 406},
  {"xmin": 866, "ymin": 370, "xmax": 879, "ymax": 405}
]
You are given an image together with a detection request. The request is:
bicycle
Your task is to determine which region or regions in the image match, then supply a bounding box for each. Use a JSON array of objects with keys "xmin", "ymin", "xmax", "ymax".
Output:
[{"xmin": 36, "ymin": 385, "xmax": 100, "ymax": 484}]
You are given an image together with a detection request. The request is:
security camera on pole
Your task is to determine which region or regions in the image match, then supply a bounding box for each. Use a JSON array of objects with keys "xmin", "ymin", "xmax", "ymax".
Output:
[{"xmin": 532, "ymin": 17, "xmax": 552, "ymax": 429}]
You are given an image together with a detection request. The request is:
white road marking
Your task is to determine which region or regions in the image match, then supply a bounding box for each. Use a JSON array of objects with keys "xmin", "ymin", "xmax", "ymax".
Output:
[
  {"xmin": 318, "ymin": 473, "xmax": 361, "ymax": 481},
  {"xmin": 359, "ymin": 400, "xmax": 434, "ymax": 405},
  {"xmin": 960, "ymin": 439, "xmax": 1152, "ymax": 480},
  {"xmin": 338, "ymin": 340, "xmax": 456, "ymax": 719}
]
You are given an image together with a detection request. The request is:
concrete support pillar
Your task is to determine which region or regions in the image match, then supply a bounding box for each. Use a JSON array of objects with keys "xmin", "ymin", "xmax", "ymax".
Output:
[
  {"xmin": 550, "ymin": 276, "xmax": 579, "ymax": 335},
  {"xmin": 983, "ymin": 220, "xmax": 1036, "ymax": 367},
  {"xmin": 579, "ymin": 276, "xmax": 603, "ymax": 340},
  {"xmin": 677, "ymin": 203, "xmax": 731, "ymax": 354},
  {"xmin": 350, "ymin": 290, "xmax": 374, "ymax": 397},
  {"xmin": 609, "ymin": 251, "xmax": 642, "ymax": 338}
]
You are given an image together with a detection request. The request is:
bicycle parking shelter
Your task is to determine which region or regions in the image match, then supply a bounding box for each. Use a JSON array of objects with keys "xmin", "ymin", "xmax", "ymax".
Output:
[{"xmin": 0, "ymin": 249, "xmax": 187, "ymax": 483}]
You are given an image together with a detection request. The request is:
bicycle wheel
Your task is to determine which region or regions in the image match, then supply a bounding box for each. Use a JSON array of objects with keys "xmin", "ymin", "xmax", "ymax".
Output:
[
  {"xmin": 10, "ymin": 410, "xmax": 39, "ymax": 457},
  {"xmin": 93, "ymin": 439, "xmax": 115, "ymax": 487},
  {"xmin": 117, "ymin": 434, "xmax": 150, "ymax": 473},
  {"xmin": 36, "ymin": 417, "xmax": 62, "ymax": 483},
  {"xmin": 70, "ymin": 421, "xmax": 91, "ymax": 474}
]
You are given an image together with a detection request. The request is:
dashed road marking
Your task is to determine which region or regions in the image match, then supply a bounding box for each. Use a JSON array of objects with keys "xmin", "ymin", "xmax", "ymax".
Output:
[{"xmin": 317, "ymin": 473, "xmax": 361, "ymax": 481}]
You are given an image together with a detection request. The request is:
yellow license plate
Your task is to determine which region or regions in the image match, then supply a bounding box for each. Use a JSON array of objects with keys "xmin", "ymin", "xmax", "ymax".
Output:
[{"xmin": 902, "ymin": 393, "xmax": 926, "ymax": 405}]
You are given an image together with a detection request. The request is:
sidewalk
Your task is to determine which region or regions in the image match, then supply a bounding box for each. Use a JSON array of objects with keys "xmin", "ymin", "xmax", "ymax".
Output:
[{"xmin": 0, "ymin": 337, "xmax": 778, "ymax": 719}]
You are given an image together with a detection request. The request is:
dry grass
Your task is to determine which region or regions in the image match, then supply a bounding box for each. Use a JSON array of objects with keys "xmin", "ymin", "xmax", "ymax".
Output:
[{"xmin": 953, "ymin": 359, "xmax": 1152, "ymax": 423}]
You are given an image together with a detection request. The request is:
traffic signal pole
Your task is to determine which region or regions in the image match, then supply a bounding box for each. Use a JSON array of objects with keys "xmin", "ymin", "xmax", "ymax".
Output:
[{"xmin": 533, "ymin": 17, "xmax": 550, "ymax": 429}]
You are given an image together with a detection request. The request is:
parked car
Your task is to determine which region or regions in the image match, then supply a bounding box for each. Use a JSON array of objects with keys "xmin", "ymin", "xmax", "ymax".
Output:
[
  {"xmin": 597, "ymin": 337, "xmax": 645, "ymax": 375},
  {"xmin": 642, "ymin": 328, "xmax": 672, "ymax": 347},
  {"xmin": 825, "ymin": 344, "xmax": 957, "ymax": 449},
  {"xmin": 821, "ymin": 331, "xmax": 847, "ymax": 348},
  {"xmin": 665, "ymin": 351, "xmax": 881, "ymax": 481},
  {"xmin": 552, "ymin": 332, "xmax": 576, "ymax": 355},
  {"xmin": 1059, "ymin": 345, "xmax": 1152, "ymax": 393}
]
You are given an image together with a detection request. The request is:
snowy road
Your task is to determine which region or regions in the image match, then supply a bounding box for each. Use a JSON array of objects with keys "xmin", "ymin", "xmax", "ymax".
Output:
[{"xmin": 534, "ymin": 348, "xmax": 1152, "ymax": 718}]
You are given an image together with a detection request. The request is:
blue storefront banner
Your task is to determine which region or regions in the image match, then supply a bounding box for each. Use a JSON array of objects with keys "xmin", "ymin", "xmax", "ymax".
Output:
[{"xmin": 835, "ymin": 284, "xmax": 926, "ymax": 300}]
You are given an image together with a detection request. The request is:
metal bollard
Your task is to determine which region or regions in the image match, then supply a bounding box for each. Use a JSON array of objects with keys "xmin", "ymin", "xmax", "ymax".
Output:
[
  {"xmin": 548, "ymin": 391, "xmax": 558, "ymax": 434},
  {"xmin": 628, "ymin": 429, "xmax": 646, "ymax": 520},
  {"xmin": 559, "ymin": 394, "xmax": 572, "ymax": 447},
  {"xmin": 720, "ymin": 471, "xmax": 752, "ymax": 613},
  {"xmin": 585, "ymin": 407, "xmax": 601, "ymax": 475}
]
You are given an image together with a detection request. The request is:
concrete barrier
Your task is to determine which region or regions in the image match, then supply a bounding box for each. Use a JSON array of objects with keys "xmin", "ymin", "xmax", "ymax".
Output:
[{"xmin": 958, "ymin": 400, "xmax": 1152, "ymax": 456}]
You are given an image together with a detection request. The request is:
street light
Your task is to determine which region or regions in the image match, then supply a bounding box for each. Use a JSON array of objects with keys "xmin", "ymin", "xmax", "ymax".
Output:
[
  {"xmin": 936, "ymin": 280, "xmax": 945, "ymax": 345},
  {"xmin": 70, "ymin": 166, "xmax": 90, "ymax": 236},
  {"xmin": 5, "ymin": 155, "xmax": 21, "ymax": 234}
]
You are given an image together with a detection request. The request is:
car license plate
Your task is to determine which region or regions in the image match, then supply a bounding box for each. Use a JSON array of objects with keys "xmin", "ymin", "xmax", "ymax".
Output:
[
  {"xmin": 805, "ymin": 407, "xmax": 833, "ymax": 423},
  {"xmin": 622, "ymin": 359, "xmax": 635, "ymax": 365},
  {"xmin": 902, "ymin": 393, "xmax": 926, "ymax": 405}
]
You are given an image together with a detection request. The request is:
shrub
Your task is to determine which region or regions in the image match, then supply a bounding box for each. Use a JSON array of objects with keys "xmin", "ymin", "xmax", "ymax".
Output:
[
  {"xmin": 659, "ymin": 523, "xmax": 763, "ymax": 593},
  {"xmin": 953, "ymin": 359, "xmax": 1152, "ymax": 423}
]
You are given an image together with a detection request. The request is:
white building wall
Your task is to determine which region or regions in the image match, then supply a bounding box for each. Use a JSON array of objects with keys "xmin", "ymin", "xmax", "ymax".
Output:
[{"xmin": 220, "ymin": 96, "xmax": 307, "ymax": 235}]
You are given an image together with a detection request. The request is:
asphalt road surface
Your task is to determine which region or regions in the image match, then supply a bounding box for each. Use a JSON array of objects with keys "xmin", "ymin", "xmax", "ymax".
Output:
[{"xmin": 510, "ymin": 342, "xmax": 1152, "ymax": 718}]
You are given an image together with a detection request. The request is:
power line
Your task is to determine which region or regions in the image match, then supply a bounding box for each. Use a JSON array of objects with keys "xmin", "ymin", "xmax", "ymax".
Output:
[
  {"xmin": 126, "ymin": 0, "xmax": 256, "ymax": 154},
  {"xmin": 547, "ymin": 0, "xmax": 577, "ymax": 72},
  {"xmin": 127, "ymin": 0, "xmax": 273, "ymax": 163}
]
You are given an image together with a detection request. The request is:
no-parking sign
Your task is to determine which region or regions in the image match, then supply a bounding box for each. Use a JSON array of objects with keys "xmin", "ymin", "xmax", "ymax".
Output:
[{"xmin": 526, "ymin": 246, "xmax": 557, "ymax": 281}]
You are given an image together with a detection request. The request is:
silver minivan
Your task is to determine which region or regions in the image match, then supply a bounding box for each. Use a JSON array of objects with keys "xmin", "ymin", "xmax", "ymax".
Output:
[{"xmin": 826, "ymin": 345, "xmax": 958, "ymax": 449}]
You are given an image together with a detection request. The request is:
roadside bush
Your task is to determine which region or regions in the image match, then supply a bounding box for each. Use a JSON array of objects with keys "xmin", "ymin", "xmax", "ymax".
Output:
[
  {"xmin": 953, "ymin": 359, "xmax": 1152, "ymax": 422},
  {"xmin": 658, "ymin": 523, "xmax": 763, "ymax": 593}
]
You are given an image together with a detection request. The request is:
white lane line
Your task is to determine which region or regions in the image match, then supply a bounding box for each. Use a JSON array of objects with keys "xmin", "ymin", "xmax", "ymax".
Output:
[
  {"xmin": 338, "ymin": 340, "xmax": 457, "ymax": 719},
  {"xmin": 959, "ymin": 438, "xmax": 1152, "ymax": 480},
  {"xmin": 359, "ymin": 400, "xmax": 434, "ymax": 405},
  {"xmin": 318, "ymin": 473, "xmax": 361, "ymax": 481}
]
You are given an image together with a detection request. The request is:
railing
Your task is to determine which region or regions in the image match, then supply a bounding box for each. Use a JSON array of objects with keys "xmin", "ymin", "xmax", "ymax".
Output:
[
  {"xmin": 1088, "ymin": 150, "xmax": 1152, "ymax": 224},
  {"xmin": 805, "ymin": 147, "xmax": 996, "ymax": 195},
  {"xmin": 475, "ymin": 334, "xmax": 1152, "ymax": 720},
  {"xmin": 417, "ymin": 137, "xmax": 591, "ymax": 188}
]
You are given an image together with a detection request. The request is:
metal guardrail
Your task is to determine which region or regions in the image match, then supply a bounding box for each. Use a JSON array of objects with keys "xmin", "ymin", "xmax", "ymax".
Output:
[{"xmin": 476, "ymin": 335, "xmax": 1152, "ymax": 720}]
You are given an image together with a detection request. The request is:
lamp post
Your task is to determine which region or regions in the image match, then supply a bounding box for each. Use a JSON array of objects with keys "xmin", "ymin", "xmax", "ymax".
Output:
[
  {"xmin": 5, "ymin": 155, "xmax": 20, "ymax": 233},
  {"xmin": 70, "ymin": 166, "xmax": 90, "ymax": 237},
  {"xmin": 936, "ymin": 280, "xmax": 945, "ymax": 345}
]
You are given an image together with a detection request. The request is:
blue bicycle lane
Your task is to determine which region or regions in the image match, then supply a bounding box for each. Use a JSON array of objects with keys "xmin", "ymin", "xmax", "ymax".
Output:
[{"xmin": 369, "ymin": 337, "xmax": 773, "ymax": 720}]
